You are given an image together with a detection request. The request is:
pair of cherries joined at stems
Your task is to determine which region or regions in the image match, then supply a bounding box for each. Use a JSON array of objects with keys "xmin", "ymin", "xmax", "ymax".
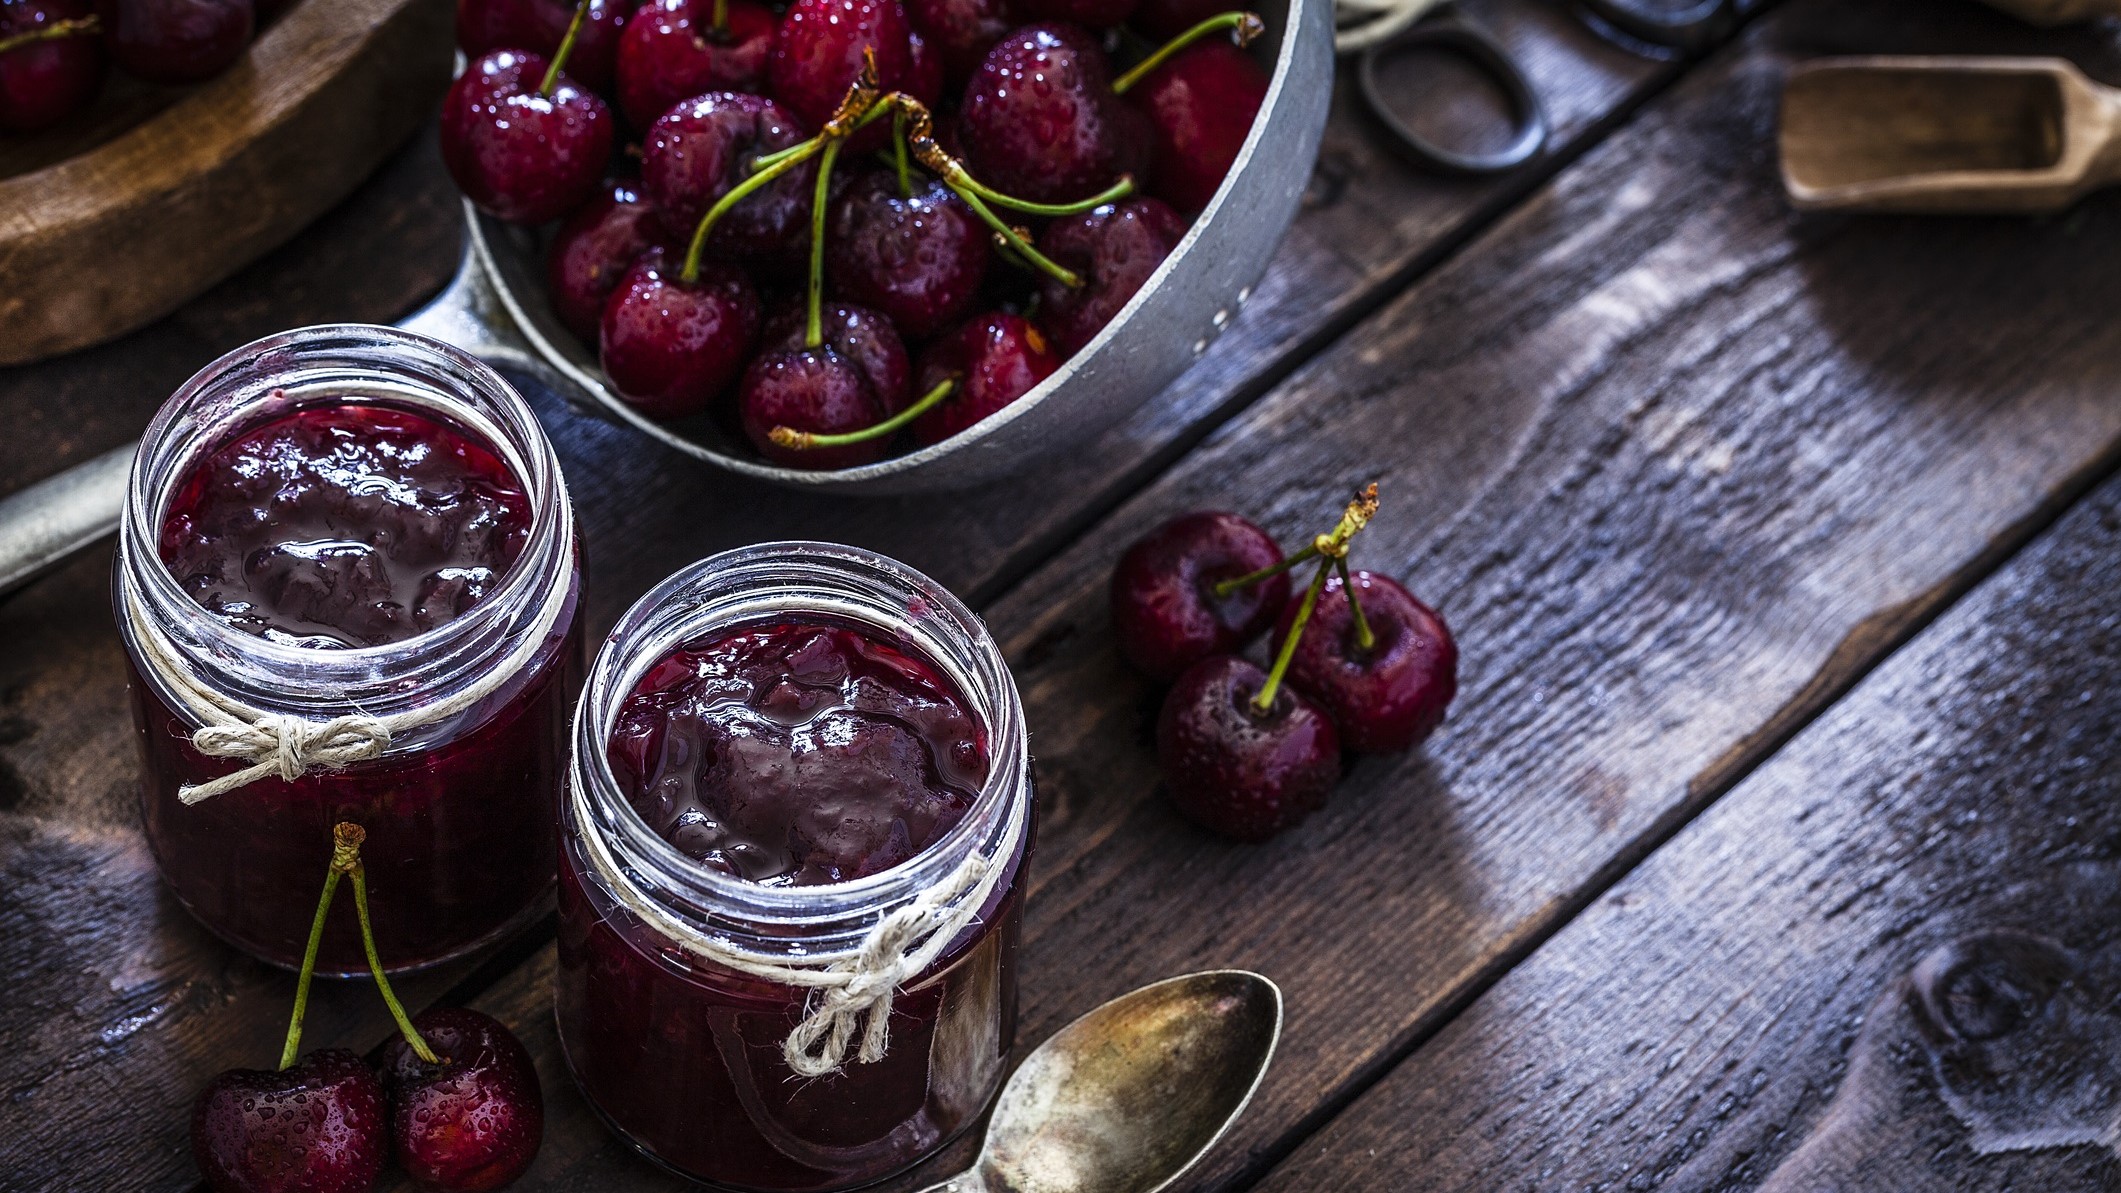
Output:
[
  {"xmin": 0, "ymin": 0, "xmax": 283, "ymax": 133},
  {"xmin": 191, "ymin": 824, "xmax": 543, "ymax": 1193},
  {"xmin": 438, "ymin": 0, "xmax": 1273, "ymax": 470},
  {"xmin": 1111, "ymin": 485, "xmax": 1461, "ymax": 841}
]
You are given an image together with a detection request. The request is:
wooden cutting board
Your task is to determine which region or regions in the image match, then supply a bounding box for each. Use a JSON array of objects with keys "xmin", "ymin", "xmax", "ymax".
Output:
[{"xmin": 0, "ymin": 0, "xmax": 453, "ymax": 365}]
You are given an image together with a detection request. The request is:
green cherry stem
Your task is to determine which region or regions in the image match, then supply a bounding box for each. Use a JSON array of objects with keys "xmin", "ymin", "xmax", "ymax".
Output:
[
  {"xmin": 682, "ymin": 142, "xmax": 820, "ymax": 282},
  {"xmin": 1335, "ymin": 555, "xmax": 1377, "ymax": 653},
  {"xmin": 1211, "ymin": 543, "xmax": 1319, "ymax": 600},
  {"xmin": 0, "ymin": 13, "xmax": 99, "ymax": 55},
  {"xmin": 897, "ymin": 98, "xmax": 1084, "ymax": 286},
  {"xmin": 710, "ymin": 0, "xmax": 728, "ymax": 36},
  {"xmin": 537, "ymin": 0, "xmax": 594, "ymax": 97},
  {"xmin": 277, "ymin": 826, "xmax": 356, "ymax": 1071},
  {"xmin": 771, "ymin": 377, "xmax": 955, "ymax": 450},
  {"xmin": 956, "ymin": 186, "xmax": 1082, "ymax": 287},
  {"xmin": 334, "ymin": 822, "xmax": 441, "ymax": 1066},
  {"xmin": 938, "ymin": 166, "xmax": 1134, "ymax": 218},
  {"xmin": 1112, "ymin": 10, "xmax": 1264, "ymax": 95},
  {"xmin": 806, "ymin": 136, "xmax": 843, "ymax": 349},
  {"xmin": 892, "ymin": 109, "xmax": 914, "ymax": 198},
  {"xmin": 1253, "ymin": 557, "xmax": 1330, "ymax": 714}
]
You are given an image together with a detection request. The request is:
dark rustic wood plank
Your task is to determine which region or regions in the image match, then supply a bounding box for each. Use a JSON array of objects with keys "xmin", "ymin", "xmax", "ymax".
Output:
[
  {"xmin": 388, "ymin": 4, "xmax": 2121, "ymax": 1192},
  {"xmin": 1250, "ymin": 416, "xmax": 2121, "ymax": 1193}
]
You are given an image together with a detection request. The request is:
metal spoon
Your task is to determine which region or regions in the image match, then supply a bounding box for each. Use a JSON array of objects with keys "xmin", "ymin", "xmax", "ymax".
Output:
[
  {"xmin": 923, "ymin": 970, "xmax": 1281, "ymax": 1193},
  {"xmin": 1779, "ymin": 56, "xmax": 2121, "ymax": 215}
]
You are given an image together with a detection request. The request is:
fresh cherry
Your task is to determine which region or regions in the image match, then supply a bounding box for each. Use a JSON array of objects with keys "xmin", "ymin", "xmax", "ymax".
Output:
[
  {"xmin": 1013, "ymin": 0, "xmax": 1135, "ymax": 29},
  {"xmin": 600, "ymin": 246, "xmax": 763, "ymax": 419},
  {"xmin": 548, "ymin": 180, "xmax": 669, "ymax": 342},
  {"xmin": 825, "ymin": 170, "xmax": 991, "ymax": 338},
  {"xmin": 440, "ymin": 48, "xmax": 615, "ymax": 225},
  {"xmin": 1117, "ymin": 13, "xmax": 1267, "ymax": 211},
  {"xmin": 1035, "ymin": 195, "xmax": 1185, "ymax": 354},
  {"xmin": 381, "ymin": 1008, "xmax": 544, "ymax": 1193},
  {"xmin": 904, "ymin": 0, "xmax": 1003, "ymax": 84},
  {"xmin": 97, "ymin": 0, "xmax": 249, "ymax": 84},
  {"xmin": 0, "ymin": 0, "xmax": 103, "ymax": 132},
  {"xmin": 911, "ymin": 311, "xmax": 1059, "ymax": 444},
  {"xmin": 767, "ymin": 0, "xmax": 915, "ymax": 145},
  {"xmin": 641, "ymin": 90, "xmax": 816, "ymax": 261},
  {"xmin": 1271, "ymin": 568, "xmax": 1456, "ymax": 753},
  {"xmin": 904, "ymin": 26, "xmax": 943, "ymax": 106},
  {"xmin": 455, "ymin": 0, "xmax": 631, "ymax": 92},
  {"xmin": 956, "ymin": 22, "xmax": 1147, "ymax": 205},
  {"xmin": 763, "ymin": 301, "xmax": 912, "ymax": 409},
  {"xmin": 192, "ymin": 1050, "xmax": 390, "ymax": 1193},
  {"xmin": 1111, "ymin": 510, "xmax": 1288, "ymax": 681},
  {"xmin": 1157, "ymin": 655, "xmax": 1340, "ymax": 841},
  {"xmin": 614, "ymin": 0, "xmax": 773, "ymax": 128},
  {"xmin": 738, "ymin": 347, "xmax": 891, "ymax": 469}
]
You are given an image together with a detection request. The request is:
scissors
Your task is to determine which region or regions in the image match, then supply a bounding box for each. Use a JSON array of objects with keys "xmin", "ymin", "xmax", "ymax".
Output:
[{"xmin": 1345, "ymin": 0, "xmax": 1741, "ymax": 175}]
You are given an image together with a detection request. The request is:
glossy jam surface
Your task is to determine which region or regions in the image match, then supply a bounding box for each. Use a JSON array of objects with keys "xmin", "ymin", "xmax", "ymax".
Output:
[
  {"xmin": 158, "ymin": 403, "xmax": 533, "ymax": 648},
  {"xmin": 606, "ymin": 623, "xmax": 989, "ymax": 886}
]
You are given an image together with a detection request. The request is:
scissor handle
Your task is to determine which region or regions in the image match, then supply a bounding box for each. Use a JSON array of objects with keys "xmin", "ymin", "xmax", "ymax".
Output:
[
  {"xmin": 1575, "ymin": 0, "xmax": 1737, "ymax": 53},
  {"xmin": 1358, "ymin": 18, "xmax": 1548, "ymax": 176}
]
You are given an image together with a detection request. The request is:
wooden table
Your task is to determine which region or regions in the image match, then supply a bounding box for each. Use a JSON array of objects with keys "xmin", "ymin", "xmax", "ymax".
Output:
[{"xmin": 6, "ymin": 1, "xmax": 2120, "ymax": 1189}]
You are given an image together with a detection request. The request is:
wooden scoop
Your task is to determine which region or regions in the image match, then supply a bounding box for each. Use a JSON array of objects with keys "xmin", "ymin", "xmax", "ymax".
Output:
[{"xmin": 1779, "ymin": 56, "xmax": 2121, "ymax": 214}]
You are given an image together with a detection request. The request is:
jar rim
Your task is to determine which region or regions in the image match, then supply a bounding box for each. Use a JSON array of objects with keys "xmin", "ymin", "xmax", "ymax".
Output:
[
  {"xmin": 117, "ymin": 324, "xmax": 575, "ymax": 729},
  {"xmin": 569, "ymin": 542, "xmax": 1030, "ymax": 938}
]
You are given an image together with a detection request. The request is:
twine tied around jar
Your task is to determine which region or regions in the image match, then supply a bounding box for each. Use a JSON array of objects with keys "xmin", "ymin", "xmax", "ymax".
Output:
[
  {"xmin": 115, "ymin": 484, "xmax": 572, "ymax": 806},
  {"xmin": 572, "ymin": 760, "xmax": 1031, "ymax": 1078}
]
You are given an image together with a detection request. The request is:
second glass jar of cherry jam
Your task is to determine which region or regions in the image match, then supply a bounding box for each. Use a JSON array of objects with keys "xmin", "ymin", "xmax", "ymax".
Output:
[
  {"xmin": 555, "ymin": 544, "xmax": 1032, "ymax": 1193},
  {"xmin": 116, "ymin": 326, "xmax": 582, "ymax": 975}
]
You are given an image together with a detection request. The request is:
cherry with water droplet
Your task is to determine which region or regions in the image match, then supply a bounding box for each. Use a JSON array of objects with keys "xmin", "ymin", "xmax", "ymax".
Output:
[
  {"xmin": 547, "ymin": 179, "xmax": 670, "ymax": 342},
  {"xmin": 0, "ymin": 0, "xmax": 103, "ymax": 132},
  {"xmin": 825, "ymin": 169, "xmax": 991, "ymax": 338},
  {"xmin": 1115, "ymin": 12, "xmax": 1267, "ymax": 212},
  {"xmin": 956, "ymin": 22, "xmax": 1147, "ymax": 205},
  {"xmin": 614, "ymin": 0, "xmax": 773, "ymax": 128},
  {"xmin": 1270, "ymin": 567, "xmax": 1456, "ymax": 753},
  {"xmin": 382, "ymin": 1008, "xmax": 545, "ymax": 1192},
  {"xmin": 910, "ymin": 311, "xmax": 1059, "ymax": 444},
  {"xmin": 1035, "ymin": 194, "xmax": 1184, "ymax": 354},
  {"xmin": 455, "ymin": 0, "xmax": 631, "ymax": 92},
  {"xmin": 903, "ymin": 0, "xmax": 1004, "ymax": 84},
  {"xmin": 97, "ymin": 0, "xmax": 249, "ymax": 84},
  {"xmin": 766, "ymin": 0, "xmax": 915, "ymax": 147},
  {"xmin": 599, "ymin": 245, "xmax": 763, "ymax": 420},
  {"xmin": 440, "ymin": 44, "xmax": 615, "ymax": 225},
  {"xmin": 192, "ymin": 1051, "xmax": 390, "ymax": 1193},
  {"xmin": 640, "ymin": 90, "xmax": 815, "ymax": 261},
  {"xmin": 1157, "ymin": 654, "xmax": 1340, "ymax": 841},
  {"xmin": 1111, "ymin": 510, "xmax": 1288, "ymax": 681}
]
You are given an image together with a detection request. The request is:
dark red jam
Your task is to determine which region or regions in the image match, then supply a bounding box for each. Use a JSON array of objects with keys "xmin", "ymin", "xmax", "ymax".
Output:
[
  {"xmin": 557, "ymin": 621, "xmax": 1024, "ymax": 1192},
  {"xmin": 606, "ymin": 623, "xmax": 988, "ymax": 886},
  {"xmin": 132, "ymin": 402, "xmax": 577, "ymax": 974},
  {"xmin": 157, "ymin": 404, "xmax": 533, "ymax": 648}
]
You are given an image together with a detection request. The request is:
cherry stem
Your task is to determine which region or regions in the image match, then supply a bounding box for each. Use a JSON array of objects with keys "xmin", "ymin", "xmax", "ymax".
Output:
[
  {"xmin": 710, "ymin": 0, "xmax": 728, "ymax": 37},
  {"xmin": 1335, "ymin": 555, "xmax": 1377, "ymax": 653},
  {"xmin": 956, "ymin": 187, "xmax": 1081, "ymax": 286},
  {"xmin": 892, "ymin": 109, "xmax": 914, "ymax": 198},
  {"xmin": 683, "ymin": 143, "xmax": 819, "ymax": 282},
  {"xmin": 771, "ymin": 377, "xmax": 955, "ymax": 449},
  {"xmin": 538, "ymin": 0, "xmax": 594, "ymax": 96},
  {"xmin": 333, "ymin": 822, "xmax": 441, "ymax": 1066},
  {"xmin": 1112, "ymin": 10, "xmax": 1264, "ymax": 95},
  {"xmin": 1212, "ymin": 543, "xmax": 1319, "ymax": 600},
  {"xmin": 807, "ymin": 136, "xmax": 842, "ymax": 349},
  {"xmin": 0, "ymin": 13, "xmax": 99, "ymax": 55},
  {"xmin": 942, "ymin": 168, "xmax": 1134, "ymax": 218},
  {"xmin": 277, "ymin": 827, "xmax": 356, "ymax": 1071},
  {"xmin": 1254, "ymin": 557, "xmax": 1329, "ymax": 714}
]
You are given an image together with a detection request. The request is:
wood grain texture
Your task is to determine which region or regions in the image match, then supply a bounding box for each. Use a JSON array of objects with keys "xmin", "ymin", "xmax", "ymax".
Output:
[
  {"xmin": 1251, "ymin": 406, "xmax": 2121, "ymax": 1193},
  {"xmin": 387, "ymin": 4, "xmax": 2121, "ymax": 1192},
  {"xmin": 0, "ymin": 0, "xmax": 453, "ymax": 364}
]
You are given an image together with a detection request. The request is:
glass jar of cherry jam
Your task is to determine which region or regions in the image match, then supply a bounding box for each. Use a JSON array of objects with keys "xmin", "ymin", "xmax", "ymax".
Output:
[
  {"xmin": 555, "ymin": 544, "xmax": 1032, "ymax": 1193},
  {"xmin": 116, "ymin": 326, "xmax": 582, "ymax": 976}
]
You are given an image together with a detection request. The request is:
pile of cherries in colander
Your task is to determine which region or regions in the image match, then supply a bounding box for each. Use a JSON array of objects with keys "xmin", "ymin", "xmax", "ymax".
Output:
[{"xmin": 440, "ymin": 0, "xmax": 1269, "ymax": 468}]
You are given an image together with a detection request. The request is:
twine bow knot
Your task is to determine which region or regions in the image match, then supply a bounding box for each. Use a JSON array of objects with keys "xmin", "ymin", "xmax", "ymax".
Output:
[{"xmin": 181, "ymin": 714, "xmax": 392, "ymax": 804}]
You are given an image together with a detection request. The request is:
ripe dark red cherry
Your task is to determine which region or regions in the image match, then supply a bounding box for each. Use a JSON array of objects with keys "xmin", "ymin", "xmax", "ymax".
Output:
[
  {"xmin": 767, "ymin": 0, "xmax": 914, "ymax": 137},
  {"xmin": 904, "ymin": 0, "xmax": 1004, "ymax": 83},
  {"xmin": 904, "ymin": 26, "xmax": 943, "ymax": 105},
  {"xmin": 1271, "ymin": 569, "xmax": 1457, "ymax": 753},
  {"xmin": 600, "ymin": 246, "xmax": 763, "ymax": 420},
  {"xmin": 614, "ymin": 0, "xmax": 773, "ymax": 128},
  {"xmin": 739, "ymin": 348, "xmax": 888, "ymax": 469},
  {"xmin": 641, "ymin": 90, "xmax": 815, "ymax": 261},
  {"xmin": 1013, "ymin": 0, "xmax": 1136, "ymax": 29},
  {"xmin": 440, "ymin": 49, "xmax": 615, "ymax": 226},
  {"xmin": 763, "ymin": 301, "xmax": 912, "ymax": 409},
  {"xmin": 1157, "ymin": 654, "xmax": 1340, "ymax": 841},
  {"xmin": 0, "ymin": 0, "xmax": 103, "ymax": 132},
  {"xmin": 957, "ymin": 22, "xmax": 1146, "ymax": 205},
  {"xmin": 548, "ymin": 180, "xmax": 668, "ymax": 342},
  {"xmin": 455, "ymin": 0, "xmax": 631, "ymax": 92},
  {"xmin": 97, "ymin": 0, "xmax": 250, "ymax": 85},
  {"xmin": 1035, "ymin": 195, "xmax": 1185, "ymax": 354},
  {"xmin": 192, "ymin": 1050, "xmax": 389, "ymax": 1193},
  {"xmin": 381, "ymin": 1008, "xmax": 545, "ymax": 1193},
  {"xmin": 1125, "ymin": 38, "xmax": 1266, "ymax": 211},
  {"xmin": 911, "ymin": 311, "xmax": 1060, "ymax": 445},
  {"xmin": 825, "ymin": 170, "xmax": 991, "ymax": 338},
  {"xmin": 1110, "ymin": 510, "xmax": 1288, "ymax": 681}
]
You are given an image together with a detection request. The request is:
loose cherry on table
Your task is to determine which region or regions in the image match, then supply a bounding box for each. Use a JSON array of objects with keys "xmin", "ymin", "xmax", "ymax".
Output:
[
  {"xmin": 456, "ymin": 0, "xmax": 631, "ymax": 92},
  {"xmin": 1036, "ymin": 195, "xmax": 1186, "ymax": 355},
  {"xmin": 825, "ymin": 169, "xmax": 991, "ymax": 338},
  {"xmin": 911, "ymin": 310, "xmax": 1060, "ymax": 445},
  {"xmin": 440, "ymin": 16, "xmax": 615, "ymax": 226},
  {"xmin": 1115, "ymin": 11, "xmax": 1270, "ymax": 212},
  {"xmin": 382, "ymin": 1008, "xmax": 545, "ymax": 1192},
  {"xmin": 1272, "ymin": 567, "xmax": 1457, "ymax": 754},
  {"xmin": 640, "ymin": 90, "xmax": 816, "ymax": 261},
  {"xmin": 0, "ymin": 0, "xmax": 103, "ymax": 132},
  {"xmin": 98, "ymin": 0, "xmax": 250, "ymax": 85},
  {"xmin": 1157, "ymin": 654, "xmax": 1340, "ymax": 841},
  {"xmin": 615, "ymin": 0, "xmax": 774, "ymax": 128},
  {"xmin": 1111, "ymin": 510, "xmax": 1289, "ymax": 682},
  {"xmin": 547, "ymin": 180, "xmax": 670, "ymax": 342}
]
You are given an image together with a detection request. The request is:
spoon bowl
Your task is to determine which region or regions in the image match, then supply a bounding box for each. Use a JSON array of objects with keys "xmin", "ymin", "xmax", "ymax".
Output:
[{"xmin": 926, "ymin": 970, "xmax": 1281, "ymax": 1193}]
